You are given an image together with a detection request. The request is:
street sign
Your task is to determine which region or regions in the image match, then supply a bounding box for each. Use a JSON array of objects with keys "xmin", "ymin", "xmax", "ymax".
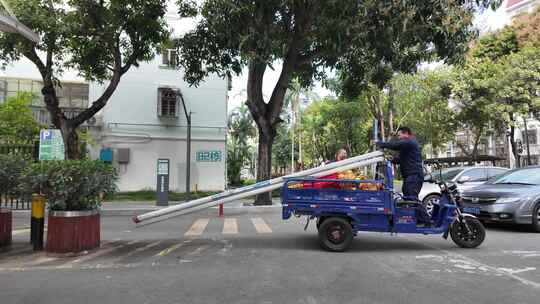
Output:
[
  {"xmin": 156, "ymin": 159, "xmax": 170, "ymax": 206},
  {"xmin": 196, "ymin": 150, "xmax": 222, "ymax": 162},
  {"xmin": 39, "ymin": 129, "xmax": 65, "ymax": 161}
]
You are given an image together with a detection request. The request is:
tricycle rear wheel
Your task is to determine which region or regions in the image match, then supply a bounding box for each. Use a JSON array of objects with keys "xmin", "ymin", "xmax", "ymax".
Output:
[
  {"xmin": 318, "ymin": 217, "xmax": 353, "ymax": 252},
  {"xmin": 450, "ymin": 217, "xmax": 485, "ymax": 248}
]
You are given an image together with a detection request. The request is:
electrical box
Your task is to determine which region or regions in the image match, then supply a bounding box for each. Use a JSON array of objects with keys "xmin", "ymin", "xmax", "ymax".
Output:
[
  {"xmin": 117, "ymin": 148, "xmax": 130, "ymax": 164},
  {"xmin": 99, "ymin": 148, "xmax": 113, "ymax": 163}
]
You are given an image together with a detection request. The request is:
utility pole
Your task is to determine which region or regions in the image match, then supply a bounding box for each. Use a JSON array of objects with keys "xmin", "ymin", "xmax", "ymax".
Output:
[{"xmin": 524, "ymin": 116, "xmax": 531, "ymax": 166}]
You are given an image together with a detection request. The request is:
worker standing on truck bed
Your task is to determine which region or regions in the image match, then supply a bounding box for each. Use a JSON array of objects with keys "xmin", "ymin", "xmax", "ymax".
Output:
[{"xmin": 376, "ymin": 126, "xmax": 431, "ymax": 225}]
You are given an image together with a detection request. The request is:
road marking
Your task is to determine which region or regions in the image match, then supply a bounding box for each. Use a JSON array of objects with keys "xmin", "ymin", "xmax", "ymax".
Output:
[
  {"xmin": 185, "ymin": 218, "xmax": 210, "ymax": 236},
  {"xmin": 222, "ymin": 218, "xmax": 238, "ymax": 234},
  {"xmin": 408, "ymin": 237, "xmax": 540, "ymax": 289},
  {"xmin": 155, "ymin": 242, "xmax": 184, "ymax": 257},
  {"xmin": 11, "ymin": 228, "xmax": 30, "ymax": 235},
  {"xmin": 112, "ymin": 241, "xmax": 163, "ymax": 262},
  {"xmin": 187, "ymin": 245, "xmax": 210, "ymax": 256},
  {"xmin": 62, "ymin": 241, "xmax": 134, "ymax": 267},
  {"xmin": 251, "ymin": 217, "xmax": 272, "ymax": 234}
]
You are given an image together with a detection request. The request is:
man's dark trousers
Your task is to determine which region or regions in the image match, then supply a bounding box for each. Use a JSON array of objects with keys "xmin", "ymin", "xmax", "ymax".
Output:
[{"xmin": 403, "ymin": 174, "xmax": 431, "ymax": 224}]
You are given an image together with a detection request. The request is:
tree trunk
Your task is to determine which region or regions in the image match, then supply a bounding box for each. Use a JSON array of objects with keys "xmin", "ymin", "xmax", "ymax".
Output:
[
  {"xmin": 42, "ymin": 86, "xmax": 82, "ymax": 159},
  {"xmin": 255, "ymin": 127, "xmax": 275, "ymax": 205},
  {"xmin": 509, "ymin": 124, "xmax": 520, "ymax": 168}
]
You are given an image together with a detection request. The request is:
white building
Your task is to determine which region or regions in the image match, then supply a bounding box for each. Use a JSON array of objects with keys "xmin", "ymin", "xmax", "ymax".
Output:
[
  {"xmin": 1, "ymin": 11, "xmax": 229, "ymax": 193},
  {"xmin": 89, "ymin": 54, "xmax": 229, "ymax": 192}
]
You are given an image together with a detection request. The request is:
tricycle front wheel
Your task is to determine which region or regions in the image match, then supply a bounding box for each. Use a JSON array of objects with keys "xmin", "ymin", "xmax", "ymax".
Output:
[
  {"xmin": 318, "ymin": 217, "xmax": 353, "ymax": 252},
  {"xmin": 450, "ymin": 217, "xmax": 486, "ymax": 248}
]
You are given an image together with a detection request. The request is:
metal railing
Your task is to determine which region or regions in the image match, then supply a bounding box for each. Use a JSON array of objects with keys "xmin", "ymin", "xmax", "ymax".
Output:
[{"xmin": 0, "ymin": 194, "xmax": 30, "ymax": 210}]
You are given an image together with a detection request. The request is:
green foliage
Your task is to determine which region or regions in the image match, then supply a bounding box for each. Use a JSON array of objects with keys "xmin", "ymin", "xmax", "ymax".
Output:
[
  {"xmin": 0, "ymin": 154, "xmax": 29, "ymax": 197},
  {"xmin": 272, "ymin": 124, "xmax": 293, "ymax": 172},
  {"xmin": 389, "ymin": 68, "xmax": 456, "ymax": 151},
  {"xmin": 21, "ymin": 160, "xmax": 118, "ymax": 211},
  {"xmin": 300, "ymin": 98, "xmax": 372, "ymax": 165},
  {"xmin": 0, "ymin": 92, "xmax": 42, "ymax": 144},
  {"xmin": 227, "ymin": 104, "xmax": 256, "ymax": 186}
]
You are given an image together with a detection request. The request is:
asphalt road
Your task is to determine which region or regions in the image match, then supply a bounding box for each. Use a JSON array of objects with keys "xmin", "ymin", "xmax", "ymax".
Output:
[{"xmin": 2, "ymin": 210, "xmax": 540, "ymax": 304}]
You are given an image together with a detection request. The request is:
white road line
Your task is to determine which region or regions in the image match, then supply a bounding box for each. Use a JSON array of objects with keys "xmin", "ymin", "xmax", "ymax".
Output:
[
  {"xmin": 408, "ymin": 237, "xmax": 540, "ymax": 289},
  {"xmin": 185, "ymin": 218, "xmax": 210, "ymax": 236},
  {"xmin": 187, "ymin": 245, "xmax": 210, "ymax": 256},
  {"xmin": 251, "ymin": 217, "xmax": 272, "ymax": 234},
  {"xmin": 222, "ymin": 218, "xmax": 238, "ymax": 234},
  {"xmin": 11, "ymin": 228, "xmax": 30, "ymax": 236}
]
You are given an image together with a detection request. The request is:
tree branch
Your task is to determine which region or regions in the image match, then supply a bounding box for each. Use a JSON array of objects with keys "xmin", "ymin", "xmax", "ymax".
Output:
[{"xmin": 70, "ymin": 37, "xmax": 124, "ymax": 127}]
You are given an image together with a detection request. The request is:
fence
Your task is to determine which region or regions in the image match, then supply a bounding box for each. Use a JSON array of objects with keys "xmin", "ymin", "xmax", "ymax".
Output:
[
  {"xmin": 0, "ymin": 143, "xmax": 37, "ymax": 210},
  {"xmin": 0, "ymin": 142, "xmax": 39, "ymax": 160},
  {"xmin": 0, "ymin": 194, "xmax": 31, "ymax": 210}
]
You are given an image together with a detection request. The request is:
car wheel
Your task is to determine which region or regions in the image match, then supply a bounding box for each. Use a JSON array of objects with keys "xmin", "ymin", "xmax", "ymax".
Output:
[
  {"xmin": 532, "ymin": 203, "xmax": 540, "ymax": 233},
  {"xmin": 422, "ymin": 194, "xmax": 440, "ymax": 217},
  {"xmin": 318, "ymin": 217, "xmax": 353, "ymax": 252}
]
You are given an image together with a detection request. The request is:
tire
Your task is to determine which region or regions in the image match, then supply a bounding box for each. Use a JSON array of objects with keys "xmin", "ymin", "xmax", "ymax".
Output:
[
  {"xmin": 450, "ymin": 217, "xmax": 486, "ymax": 248},
  {"xmin": 532, "ymin": 203, "xmax": 540, "ymax": 233},
  {"xmin": 422, "ymin": 194, "xmax": 441, "ymax": 217},
  {"xmin": 318, "ymin": 217, "xmax": 353, "ymax": 252}
]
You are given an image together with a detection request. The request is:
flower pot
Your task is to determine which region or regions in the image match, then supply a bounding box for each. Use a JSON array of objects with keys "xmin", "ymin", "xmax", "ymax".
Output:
[
  {"xmin": 46, "ymin": 210, "xmax": 100, "ymax": 253},
  {"xmin": 0, "ymin": 208, "xmax": 12, "ymax": 247}
]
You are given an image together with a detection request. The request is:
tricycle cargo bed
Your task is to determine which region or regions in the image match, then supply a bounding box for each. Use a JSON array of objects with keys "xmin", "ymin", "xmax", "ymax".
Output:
[{"xmin": 282, "ymin": 178, "xmax": 393, "ymax": 220}]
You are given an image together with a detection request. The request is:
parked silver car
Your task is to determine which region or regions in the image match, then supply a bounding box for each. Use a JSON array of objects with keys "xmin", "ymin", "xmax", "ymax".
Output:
[
  {"xmin": 420, "ymin": 166, "xmax": 509, "ymax": 215},
  {"xmin": 460, "ymin": 166, "xmax": 540, "ymax": 231}
]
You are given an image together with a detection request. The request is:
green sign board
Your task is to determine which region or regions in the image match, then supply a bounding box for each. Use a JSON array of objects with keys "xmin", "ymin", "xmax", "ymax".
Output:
[
  {"xmin": 196, "ymin": 150, "xmax": 222, "ymax": 162},
  {"xmin": 39, "ymin": 129, "xmax": 65, "ymax": 161}
]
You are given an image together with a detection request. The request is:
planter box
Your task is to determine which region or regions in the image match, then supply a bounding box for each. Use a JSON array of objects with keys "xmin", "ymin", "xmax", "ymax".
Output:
[
  {"xmin": 46, "ymin": 210, "xmax": 100, "ymax": 253},
  {"xmin": 0, "ymin": 209, "xmax": 12, "ymax": 247}
]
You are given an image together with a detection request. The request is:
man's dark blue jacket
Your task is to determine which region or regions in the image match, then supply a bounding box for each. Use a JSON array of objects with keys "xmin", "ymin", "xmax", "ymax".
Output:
[{"xmin": 377, "ymin": 138, "xmax": 423, "ymax": 177}]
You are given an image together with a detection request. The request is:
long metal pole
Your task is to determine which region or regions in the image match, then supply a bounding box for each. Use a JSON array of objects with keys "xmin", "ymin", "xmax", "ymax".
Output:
[
  {"xmin": 133, "ymin": 150, "xmax": 383, "ymax": 224},
  {"xmin": 135, "ymin": 156, "xmax": 385, "ymax": 227}
]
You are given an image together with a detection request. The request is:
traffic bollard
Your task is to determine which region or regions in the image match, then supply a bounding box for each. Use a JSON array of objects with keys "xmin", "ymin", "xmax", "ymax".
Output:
[
  {"xmin": 218, "ymin": 203, "xmax": 224, "ymax": 217},
  {"xmin": 31, "ymin": 194, "xmax": 45, "ymax": 251}
]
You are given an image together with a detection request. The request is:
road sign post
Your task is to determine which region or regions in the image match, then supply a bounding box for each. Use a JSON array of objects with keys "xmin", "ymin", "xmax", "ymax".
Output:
[
  {"xmin": 39, "ymin": 129, "xmax": 65, "ymax": 161},
  {"xmin": 156, "ymin": 159, "xmax": 170, "ymax": 207}
]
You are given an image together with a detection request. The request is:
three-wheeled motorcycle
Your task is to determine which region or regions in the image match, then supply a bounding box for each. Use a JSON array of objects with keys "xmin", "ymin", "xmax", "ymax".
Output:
[{"xmin": 281, "ymin": 161, "xmax": 486, "ymax": 252}]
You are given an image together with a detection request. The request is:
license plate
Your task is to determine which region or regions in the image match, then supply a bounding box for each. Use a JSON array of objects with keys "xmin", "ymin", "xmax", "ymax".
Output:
[{"xmin": 462, "ymin": 207, "xmax": 480, "ymax": 214}]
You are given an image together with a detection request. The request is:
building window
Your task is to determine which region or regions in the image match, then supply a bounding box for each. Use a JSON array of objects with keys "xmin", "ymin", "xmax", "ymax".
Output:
[
  {"xmin": 157, "ymin": 88, "xmax": 179, "ymax": 118},
  {"xmin": 162, "ymin": 49, "xmax": 177, "ymax": 67},
  {"xmin": 522, "ymin": 129, "xmax": 537, "ymax": 145}
]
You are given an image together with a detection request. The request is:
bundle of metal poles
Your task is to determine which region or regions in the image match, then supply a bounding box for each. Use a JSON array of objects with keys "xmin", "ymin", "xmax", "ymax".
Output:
[{"xmin": 133, "ymin": 150, "xmax": 385, "ymax": 227}]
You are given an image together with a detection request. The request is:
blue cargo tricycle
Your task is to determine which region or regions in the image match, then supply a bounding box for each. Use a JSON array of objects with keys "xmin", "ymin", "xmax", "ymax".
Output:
[{"xmin": 281, "ymin": 161, "xmax": 486, "ymax": 252}]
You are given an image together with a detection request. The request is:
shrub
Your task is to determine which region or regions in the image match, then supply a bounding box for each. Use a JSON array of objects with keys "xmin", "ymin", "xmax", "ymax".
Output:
[
  {"xmin": 0, "ymin": 154, "xmax": 29, "ymax": 198},
  {"xmin": 22, "ymin": 160, "xmax": 118, "ymax": 211}
]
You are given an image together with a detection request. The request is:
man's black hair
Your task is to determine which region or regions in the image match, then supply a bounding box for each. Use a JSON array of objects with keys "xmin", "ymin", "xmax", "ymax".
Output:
[{"xmin": 397, "ymin": 126, "xmax": 412, "ymax": 135}]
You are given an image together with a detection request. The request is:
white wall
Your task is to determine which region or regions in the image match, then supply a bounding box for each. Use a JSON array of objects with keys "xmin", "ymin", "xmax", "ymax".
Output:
[
  {"xmin": 90, "ymin": 55, "xmax": 228, "ymax": 192},
  {"xmin": 95, "ymin": 137, "xmax": 225, "ymax": 192}
]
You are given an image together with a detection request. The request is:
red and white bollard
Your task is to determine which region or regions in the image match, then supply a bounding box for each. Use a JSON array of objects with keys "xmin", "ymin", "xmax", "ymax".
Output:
[{"xmin": 218, "ymin": 203, "xmax": 224, "ymax": 217}]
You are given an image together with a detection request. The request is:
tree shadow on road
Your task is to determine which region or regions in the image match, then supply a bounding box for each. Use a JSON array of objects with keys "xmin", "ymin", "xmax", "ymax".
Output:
[{"xmin": 229, "ymin": 233, "xmax": 447, "ymax": 253}]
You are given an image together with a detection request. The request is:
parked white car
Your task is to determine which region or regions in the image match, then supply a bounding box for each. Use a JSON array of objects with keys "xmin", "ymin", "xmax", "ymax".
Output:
[
  {"xmin": 420, "ymin": 166, "xmax": 509, "ymax": 215},
  {"xmin": 395, "ymin": 166, "xmax": 509, "ymax": 215}
]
